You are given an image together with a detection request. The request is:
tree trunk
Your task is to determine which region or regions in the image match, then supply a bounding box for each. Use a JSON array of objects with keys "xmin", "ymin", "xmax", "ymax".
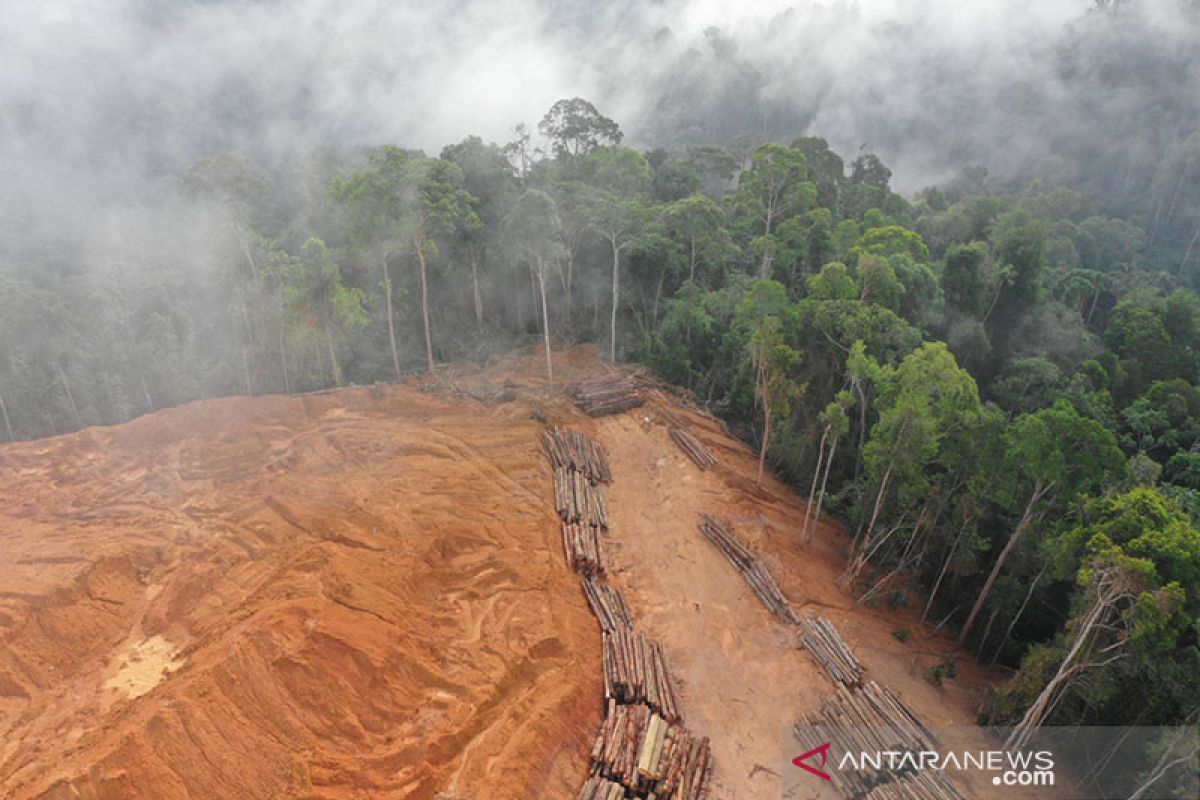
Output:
[
  {"xmin": 415, "ymin": 238, "xmax": 435, "ymax": 374},
  {"xmin": 232, "ymin": 225, "xmax": 258, "ymax": 281},
  {"xmin": 277, "ymin": 283, "xmax": 290, "ymax": 393},
  {"xmin": 55, "ymin": 361, "xmax": 81, "ymax": 427},
  {"xmin": 989, "ymin": 566, "xmax": 1045, "ymax": 668},
  {"xmin": 0, "ymin": 387, "xmax": 13, "ymax": 441},
  {"xmin": 610, "ymin": 237, "xmax": 620, "ymax": 362},
  {"xmin": 381, "ymin": 250, "xmax": 400, "ymax": 380},
  {"xmin": 958, "ymin": 482, "xmax": 1049, "ymax": 646},
  {"xmin": 757, "ymin": 371, "xmax": 771, "ymax": 485},
  {"xmin": 565, "ymin": 250, "xmax": 575, "ymax": 323},
  {"xmin": 923, "ymin": 523, "xmax": 969, "ymax": 623},
  {"xmin": 853, "ymin": 381, "xmax": 868, "ymax": 484},
  {"xmin": 759, "ymin": 216, "xmax": 773, "ymax": 280},
  {"xmin": 804, "ymin": 427, "xmax": 829, "ymax": 538},
  {"xmin": 1179, "ymin": 217, "xmax": 1200, "ymax": 279},
  {"xmin": 470, "ymin": 245, "xmax": 484, "ymax": 326},
  {"xmin": 242, "ymin": 345, "xmax": 253, "ymax": 396},
  {"xmin": 536, "ymin": 262, "xmax": 553, "ymax": 391},
  {"xmin": 689, "ymin": 237, "xmax": 698, "ymax": 283},
  {"xmin": 813, "ymin": 438, "xmax": 838, "ymax": 540},
  {"xmin": 139, "ymin": 372, "xmax": 153, "ymax": 413},
  {"xmin": 651, "ymin": 269, "xmax": 666, "ymax": 331},
  {"xmin": 325, "ymin": 328, "xmax": 342, "ymax": 387},
  {"xmin": 1006, "ymin": 573, "xmax": 1120, "ymax": 752},
  {"xmin": 1165, "ymin": 162, "xmax": 1190, "ymax": 228},
  {"xmin": 857, "ymin": 465, "xmax": 893, "ymax": 554}
]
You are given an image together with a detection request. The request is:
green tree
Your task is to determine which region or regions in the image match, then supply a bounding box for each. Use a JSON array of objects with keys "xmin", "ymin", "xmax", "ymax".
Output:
[
  {"xmin": 538, "ymin": 98, "xmax": 623, "ymax": 158},
  {"xmin": 274, "ymin": 238, "xmax": 367, "ymax": 387},
  {"xmin": 959, "ymin": 400, "xmax": 1126, "ymax": 645},
  {"xmin": 749, "ymin": 315, "xmax": 802, "ymax": 484},
  {"xmin": 731, "ymin": 144, "xmax": 815, "ymax": 279},
  {"xmin": 663, "ymin": 194, "xmax": 727, "ymax": 284},
  {"xmin": 504, "ymin": 190, "xmax": 567, "ymax": 387},
  {"xmin": 331, "ymin": 149, "xmax": 479, "ymax": 375}
]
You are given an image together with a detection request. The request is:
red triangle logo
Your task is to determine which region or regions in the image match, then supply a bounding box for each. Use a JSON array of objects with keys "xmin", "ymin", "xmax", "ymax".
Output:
[{"xmin": 793, "ymin": 741, "xmax": 832, "ymax": 781}]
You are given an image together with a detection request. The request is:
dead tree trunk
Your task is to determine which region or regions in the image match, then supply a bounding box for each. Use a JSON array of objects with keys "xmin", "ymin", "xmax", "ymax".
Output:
[
  {"xmin": 415, "ymin": 237, "xmax": 435, "ymax": 375},
  {"xmin": 756, "ymin": 368, "xmax": 772, "ymax": 485},
  {"xmin": 470, "ymin": 244, "xmax": 484, "ymax": 326},
  {"xmin": 383, "ymin": 248, "xmax": 401, "ymax": 380},
  {"xmin": 1006, "ymin": 566, "xmax": 1130, "ymax": 752},
  {"xmin": 55, "ymin": 361, "xmax": 81, "ymax": 427},
  {"xmin": 536, "ymin": 261, "xmax": 553, "ymax": 391},
  {"xmin": 324, "ymin": 328, "xmax": 342, "ymax": 387},
  {"xmin": 804, "ymin": 426, "xmax": 829, "ymax": 537},
  {"xmin": 989, "ymin": 565, "xmax": 1046, "ymax": 668},
  {"xmin": 959, "ymin": 481, "xmax": 1051, "ymax": 646},
  {"xmin": 277, "ymin": 283, "xmax": 290, "ymax": 393},
  {"xmin": 609, "ymin": 235, "xmax": 620, "ymax": 363},
  {"xmin": 0, "ymin": 387, "xmax": 13, "ymax": 441},
  {"xmin": 813, "ymin": 438, "xmax": 838, "ymax": 541}
]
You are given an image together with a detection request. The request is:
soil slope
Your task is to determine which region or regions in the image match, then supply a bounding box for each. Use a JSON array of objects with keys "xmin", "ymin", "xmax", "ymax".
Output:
[
  {"xmin": 0, "ymin": 361, "xmax": 598, "ymax": 799},
  {"xmin": 0, "ymin": 346, "xmax": 1021, "ymax": 799}
]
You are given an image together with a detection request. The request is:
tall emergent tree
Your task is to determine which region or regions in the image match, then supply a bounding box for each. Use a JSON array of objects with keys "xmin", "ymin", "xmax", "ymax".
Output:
[
  {"xmin": 731, "ymin": 143, "xmax": 815, "ymax": 280},
  {"xmin": 331, "ymin": 148, "xmax": 479, "ymax": 375},
  {"xmin": 749, "ymin": 315, "xmax": 801, "ymax": 484},
  {"xmin": 504, "ymin": 189, "xmax": 566, "ymax": 387}
]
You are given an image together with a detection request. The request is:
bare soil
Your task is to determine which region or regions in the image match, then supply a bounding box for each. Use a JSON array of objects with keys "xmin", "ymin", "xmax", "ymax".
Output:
[{"xmin": 0, "ymin": 346, "xmax": 1032, "ymax": 798}]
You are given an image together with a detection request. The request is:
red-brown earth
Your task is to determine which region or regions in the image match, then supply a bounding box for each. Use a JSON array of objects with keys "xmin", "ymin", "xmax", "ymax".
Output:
[{"xmin": 0, "ymin": 347, "xmax": 1042, "ymax": 798}]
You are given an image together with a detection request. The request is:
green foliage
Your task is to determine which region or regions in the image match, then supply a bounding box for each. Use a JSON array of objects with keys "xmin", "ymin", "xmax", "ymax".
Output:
[
  {"xmin": 538, "ymin": 97, "xmax": 622, "ymax": 158},
  {"xmin": 10, "ymin": 99, "xmax": 1200, "ymax": 742}
]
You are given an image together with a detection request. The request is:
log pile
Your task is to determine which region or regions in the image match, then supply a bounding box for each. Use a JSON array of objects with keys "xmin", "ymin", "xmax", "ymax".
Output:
[
  {"xmin": 602, "ymin": 624, "xmax": 681, "ymax": 722},
  {"xmin": 554, "ymin": 467, "xmax": 609, "ymax": 528},
  {"xmin": 668, "ymin": 427, "xmax": 717, "ymax": 470},
  {"xmin": 541, "ymin": 427, "xmax": 712, "ymax": 800},
  {"xmin": 796, "ymin": 681, "xmax": 958, "ymax": 800},
  {"xmin": 563, "ymin": 522, "xmax": 604, "ymax": 577},
  {"xmin": 863, "ymin": 770, "xmax": 965, "ymax": 800},
  {"xmin": 697, "ymin": 514, "xmax": 798, "ymax": 624},
  {"xmin": 587, "ymin": 700, "xmax": 713, "ymax": 800},
  {"xmin": 578, "ymin": 776, "xmax": 626, "ymax": 800},
  {"xmin": 583, "ymin": 577, "xmax": 633, "ymax": 633},
  {"xmin": 799, "ymin": 616, "xmax": 863, "ymax": 687},
  {"xmin": 542, "ymin": 427, "xmax": 612, "ymax": 484},
  {"xmin": 571, "ymin": 374, "xmax": 645, "ymax": 417}
]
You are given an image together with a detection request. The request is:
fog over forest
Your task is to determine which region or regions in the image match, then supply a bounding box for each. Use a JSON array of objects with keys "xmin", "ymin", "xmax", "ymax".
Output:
[
  {"xmin": 2, "ymin": 4, "xmax": 1200, "ymax": 794},
  {"xmin": 3, "ymin": 0, "xmax": 1196, "ymax": 216}
]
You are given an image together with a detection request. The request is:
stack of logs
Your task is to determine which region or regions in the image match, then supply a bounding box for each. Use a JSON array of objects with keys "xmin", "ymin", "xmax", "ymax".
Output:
[
  {"xmin": 542, "ymin": 427, "xmax": 613, "ymax": 484},
  {"xmin": 668, "ymin": 427, "xmax": 716, "ymax": 470},
  {"xmin": 800, "ymin": 616, "xmax": 863, "ymax": 686},
  {"xmin": 590, "ymin": 700, "xmax": 713, "ymax": 800},
  {"xmin": 555, "ymin": 467, "xmax": 609, "ymax": 528},
  {"xmin": 541, "ymin": 426, "xmax": 712, "ymax": 800},
  {"xmin": 697, "ymin": 514, "xmax": 798, "ymax": 624},
  {"xmin": 584, "ymin": 576, "xmax": 633, "ymax": 632},
  {"xmin": 602, "ymin": 624, "xmax": 681, "ymax": 722},
  {"xmin": 563, "ymin": 522, "xmax": 603, "ymax": 577},
  {"xmin": 656, "ymin": 404, "xmax": 717, "ymax": 471},
  {"xmin": 796, "ymin": 681, "xmax": 960, "ymax": 800},
  {"xmin": 546, "ymin": 428, "xmax": 611, "ymax": 576},
  {"xmin": 571, "ymin": 374, "xmax": 645, "ymax": 417}
]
